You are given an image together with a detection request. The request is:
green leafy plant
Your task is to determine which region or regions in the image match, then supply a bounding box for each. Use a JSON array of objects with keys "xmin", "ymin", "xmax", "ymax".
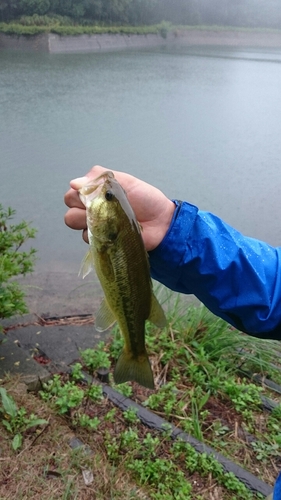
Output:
[
  {"xmin": 0, "ymin": 21, "xmax": 177, "ymax": 37},
  {"xmin": 76, "ymin": 413, "xmax": 100, "ymax": 430},
  {"xmin": 223, "ymin": 379, "xmax": 262, "ymax": 413},
  {"xmin": 104, "ymin": 433, "xmax": 120, "ymax": 462},
  {"xmin": 158, "ymin": 20, "xmax": 171, "ymax": 39},
  {"xmin": 127, "ymin": 456, "xmax": 192, "ymax": 499},
  {"xmin": 143, "ymin": 381, "xmax": 178, "ymax": 413},
  {"xmin": 172, "ymin": 440, "xmax": 253, "ymax": 499},
  {"xmin": 104, "ymin": 408, "xmax": 117, "ymax": 423},
  {"xmin": 53, "ymin": 382, "xmax": 84, "ymax": 414},
  {"xmin": 112, "ymin": 381, "xmax": 133, "ymax": 397},
  {"xmin": 80, "ymin": 343, "xmax": 110, "ymax": 374},
  {"xmin": 251, "ymin": 440, "xmax": 280, "ymax": 462},
  {"xmin": 86, "ymin": 383, "xmax": 103, "ymax": 402},
  {"xmin": 40, "ymin": 375, "xmax": 84, "ymax": 414},
  {"xmin": 120, "ymin": 429, "xmax": 140, "ymax": 451},
  {"xmin": 0, "ymin": 205, "xmax": 36, "ymax": 326},
  {"xmin": 0, "ymin": 388, "xmax": 47, "ymax": 450},
  {"xmin": 36, "ymin": 293, "xmax": 281, "ymax": 497},
  {"xmin": 123, "ymin": 406, "xmax": 139, "ymax": 424},
  {"xmin": 70, "ymin": 362, "xmax": 84, "ymax": 381},
  {"xmin": 190, "ymin": 390, "xmax": 210, "ymax": 441}
]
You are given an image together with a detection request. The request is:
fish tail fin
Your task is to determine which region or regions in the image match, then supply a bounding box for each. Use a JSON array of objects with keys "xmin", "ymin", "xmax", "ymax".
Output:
[{"xmin": 114, "ymin": 349, "xmax": 154, "ymax": 390}]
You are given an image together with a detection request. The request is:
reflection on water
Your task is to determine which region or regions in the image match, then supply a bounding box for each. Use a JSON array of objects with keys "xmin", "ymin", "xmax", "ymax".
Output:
[
  {"xmin": 169, "ymin": 45, "xmax": 281, "ymax": 62},
  {"xmin": 1, "ymin": 46, "xmax": 281, "ymax": 277}
]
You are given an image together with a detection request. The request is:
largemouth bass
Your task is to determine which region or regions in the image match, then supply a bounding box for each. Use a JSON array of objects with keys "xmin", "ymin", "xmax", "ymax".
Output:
[{"xmin": 79, "ymin": 171, "xmax": 166, "ymax": 389}]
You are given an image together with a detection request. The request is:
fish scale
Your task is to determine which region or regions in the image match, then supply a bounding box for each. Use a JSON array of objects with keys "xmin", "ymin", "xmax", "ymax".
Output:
[{"xmin": 79, "ymin": 171, "xmax": 166, "ymax": 389}]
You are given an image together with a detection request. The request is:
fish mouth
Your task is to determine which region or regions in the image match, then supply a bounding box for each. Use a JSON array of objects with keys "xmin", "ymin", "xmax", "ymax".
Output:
[{"xmin": 79, "ymin": 171, "xmax": 114, "ymax": 207}]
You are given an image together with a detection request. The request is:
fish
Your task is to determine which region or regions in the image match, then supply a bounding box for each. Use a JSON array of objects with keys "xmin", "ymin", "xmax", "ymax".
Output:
[{"xmin": 79, "ymin": 171, "xmax": 166, "ymax": 389}]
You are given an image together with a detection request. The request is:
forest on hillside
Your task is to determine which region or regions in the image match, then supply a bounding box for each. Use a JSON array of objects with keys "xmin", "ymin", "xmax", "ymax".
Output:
[{"xmin": 1, "ymin": 0, "xmax": 281, "ymax": 29}]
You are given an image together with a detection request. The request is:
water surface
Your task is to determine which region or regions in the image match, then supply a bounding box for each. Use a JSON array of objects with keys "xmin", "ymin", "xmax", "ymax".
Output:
[{"xmin": 1, "ymin": 46, "xmax": 281, "ymax": 278}]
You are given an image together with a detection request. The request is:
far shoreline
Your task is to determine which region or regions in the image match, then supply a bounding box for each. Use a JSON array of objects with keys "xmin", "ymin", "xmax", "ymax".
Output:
[{"xmin": 1, "ymin": 27, "xmax": 281, "ymax": 53}]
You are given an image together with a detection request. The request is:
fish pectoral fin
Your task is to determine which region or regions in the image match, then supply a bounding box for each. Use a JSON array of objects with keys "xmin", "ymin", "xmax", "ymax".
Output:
[
  {"xmin": 114, "ymin": 349, "xmax": 154, "ymax": 390},
  {"xmin": 95, "ymin": 298, "xmax": 116, "ymax": 332},
  {"xmin": 148, "ymin": 293, "xmax": 167, "ymax": 328},
  {"xmin": 79, "ymin": 250, "xmax": 92, "ymax": 279}
]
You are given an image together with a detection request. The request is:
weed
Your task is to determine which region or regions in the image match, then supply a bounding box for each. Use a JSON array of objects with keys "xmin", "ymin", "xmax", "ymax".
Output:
[
  {"xmin": 223, "ymin": 379, "xmax": 262, "ymax": 412},
  {"xmin": 86, "ymin": 383, "xmax": 103, "ymax": 402},
  {"xmin": 0, "ymin": 22, "xmax": 176, "ymax": 37},
  {"xmin": 190, "ymin": 391, "xmax": 210, "ymax": 441},
  {"xmin": 4, "ymin": 291, "xmax": 280, "ymax": 498},
  {"xmin": 108, "ymin": 324, "xmax": 124, "ymax": 360},
  {"xmin": 212, "ymin": 422, "xmax": 230, "ymax": 437},
  {"xmin": 75, "ymin": 413, "xmax": 100, "ymax": 430},
  {"xmin": 172, "ymin": 440, "xmax": 254, "ymax": 499},
  {"xmin": 123, "ymin": 407, "xmax": 139, "ymax": 424},
  {"xmin": 104, "ymin": 407, "xmax": 117, "ymax": 422},
  {"xmin": 113, "ymin": 381, "xmax": 133, "ymax": 397},
  {"xmin": 70, "ymin": 362, "xmax": 83, "ymax": 381},
  {"xmin": 144, "ymin": 381, "xmax": 178, "ymax": 414},
  {"xmin": 80, "ymin": 342, "xmax": 110, "ymax": 374},
  {"xmin": 0, "ymin": 205, "xmax": 36, "ymax": 327},
  {"xmin": 0, "ymin": 388, "xmax": 47, "ymax": 450},
  {"xmin": 127, "ymin": 457, "xmax": 192, "ymax": 499},
  {"xmin": 142, "ymin": 433, "xmax": 160, "ymax": 457},
  {"xmin": 40, "ymin": 375, "xmax": 84, "ymax": 414},
  {"xmin": 104, "ymin": 433, "xmax": 120, "ymax": 462},
  {"xmin": 121, "ymin": 429, "xmax": 140, "ymax": 451},
  {"xmin": 251, "ymin": 440, "xmax": 280, "ymax": 461}
]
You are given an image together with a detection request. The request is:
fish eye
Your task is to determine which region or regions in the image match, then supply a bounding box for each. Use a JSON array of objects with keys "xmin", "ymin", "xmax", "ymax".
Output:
[{"xmin": 105, "ymin": 190, "xmax": 114, "ymax": 201}]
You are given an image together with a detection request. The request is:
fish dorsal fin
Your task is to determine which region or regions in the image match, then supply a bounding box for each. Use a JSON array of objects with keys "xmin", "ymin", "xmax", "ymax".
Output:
[
  {"xmin": 79, "ymin": 250, "xmax": 92, "ymax": 279},
  {"xmin": 148, "ymin": 293, "xmax": 167, "ymax": 328},
  {"xmin": 95, "ymin": 298, "xmax": 116, "ymax": 332}
]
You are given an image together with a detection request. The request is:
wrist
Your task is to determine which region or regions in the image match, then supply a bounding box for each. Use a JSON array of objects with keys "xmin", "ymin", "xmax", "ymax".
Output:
[
  {"xmin": 149, "ymin": 200, "xmax": 176, "ymax": 251},
  {"xmin": 162, "ymin": 200, "xmax": 176, "ymax": 242}
]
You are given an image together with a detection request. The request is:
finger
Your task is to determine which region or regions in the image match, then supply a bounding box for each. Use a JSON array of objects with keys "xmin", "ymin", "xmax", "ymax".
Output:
[
  {"xmin": 64, "ymin": 207, "xmax": 87, "ymax": 230},
  {"xmin": 70, "ymin": 176, "xmax": 90, "ymax": 190},
  {"xmin": 70, "ymin": 165, "xmax": 108, "ymax": 190},
  {"xmin": 64, "ymin": 188, "xmax": 85, "ymax": 209},
  {"xmin": 70, "ymin": 165, "xmax": 137, "ymax": 195},
  {"xmin": 82, "ymin": 228, "xmax": 89, "ymax": 244}
]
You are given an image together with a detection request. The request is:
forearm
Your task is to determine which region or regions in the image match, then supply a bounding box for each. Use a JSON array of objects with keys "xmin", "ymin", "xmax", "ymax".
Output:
[{"xmin": 149, "ymin": 201, "xmax": 281, "ymax": 339}]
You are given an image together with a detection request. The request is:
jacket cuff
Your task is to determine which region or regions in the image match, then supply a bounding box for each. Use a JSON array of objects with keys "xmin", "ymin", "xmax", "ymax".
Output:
[{"xmin": 148, "ymin": 200, "xmax": 198, "ymax": 287}]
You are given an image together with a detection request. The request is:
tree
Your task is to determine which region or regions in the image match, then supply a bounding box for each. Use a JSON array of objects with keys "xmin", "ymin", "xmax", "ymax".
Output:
[
  {"xmin": 18, "ymin": 0, "xmax": 50, "ymax": 16},
  {"xmin": 100, "ymin": 0, "xmax": 132, "ymax": 24},
  {"xmin": 84, "ymin": 0, "xmax": 103, "ymax": 22},
  {"xmin": 0, "ymin": 0, "xmax": 19, "ymax": 22},
  {"xmin": 127, "ymin": 0, "xmax": 157, "ymax": 25},
  {"xmin": 0, "ymin": 205, "xmax": 36, "ymax": 326}
]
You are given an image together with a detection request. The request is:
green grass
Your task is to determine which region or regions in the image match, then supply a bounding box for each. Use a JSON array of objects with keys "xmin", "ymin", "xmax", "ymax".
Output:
[
  {"xmin": 1, "ymin": 292, "xmax": 280, "ymax": 498},
  {"xmin": 175, "ymin": 24, "xmax": 281, "ymax": 33},
  {"xmin": 0, "ymin": 22, "xmax": 168, "ymax": 37},
  {"xmin": 1, "ymin": 21, "xmax": 281, "ymax": 37}
]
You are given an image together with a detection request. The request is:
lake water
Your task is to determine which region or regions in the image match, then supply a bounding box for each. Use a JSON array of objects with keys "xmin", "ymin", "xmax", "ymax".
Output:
[{"xmin": 1, "ymin": 45, "xmax": 281, "ymax": 312}]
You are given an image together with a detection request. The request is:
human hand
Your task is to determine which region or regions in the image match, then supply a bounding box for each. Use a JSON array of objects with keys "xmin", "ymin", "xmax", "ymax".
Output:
[{"xmin": 64, "ymin": 165, "xmax": 175, "ymax": 251}]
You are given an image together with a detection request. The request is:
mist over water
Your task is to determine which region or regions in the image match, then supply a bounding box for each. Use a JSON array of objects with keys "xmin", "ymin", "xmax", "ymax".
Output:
[{"xmin": 1, "ymin": 46, "xmax": 281, "ymax": 275}]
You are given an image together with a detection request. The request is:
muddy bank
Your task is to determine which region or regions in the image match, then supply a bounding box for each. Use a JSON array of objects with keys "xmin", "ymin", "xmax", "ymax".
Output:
[
  {"xmin": 5, "ymin": 272, "xmax": 199, "ymax": 320},
  {"xmin": 1, "ymin": 29, "xmax": 281, "ymax": 53}
]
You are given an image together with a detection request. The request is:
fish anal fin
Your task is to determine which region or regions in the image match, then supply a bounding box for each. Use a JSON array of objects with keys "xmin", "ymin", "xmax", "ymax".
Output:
[
  {"xmin": 79, "ymin": 250, "xmax": 92, "ymax": 279},
  {"xmin": 148, "ymin": 293, "xmax": 167, "ymax": 328},
  {"xmin": 95, "ymin": 298, "xmax": 116, "ymax": 332},
  {"xmin": 114, "ymin": 349, "xmax": 154, "ymax": 389}
]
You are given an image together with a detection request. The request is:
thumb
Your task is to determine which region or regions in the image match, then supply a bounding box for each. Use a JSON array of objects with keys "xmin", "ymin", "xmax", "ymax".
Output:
[{"xmin": 70, "ymin": 176, "xmax": 89, "ymax": 190}]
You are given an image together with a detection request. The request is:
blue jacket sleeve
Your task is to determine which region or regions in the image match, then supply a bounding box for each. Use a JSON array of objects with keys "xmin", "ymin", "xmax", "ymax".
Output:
[{"xmin": 149, "ymin": 200, "xmax": 281, "ymax": 340}]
